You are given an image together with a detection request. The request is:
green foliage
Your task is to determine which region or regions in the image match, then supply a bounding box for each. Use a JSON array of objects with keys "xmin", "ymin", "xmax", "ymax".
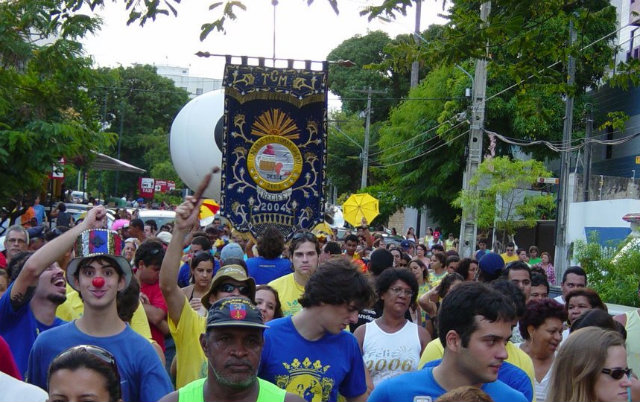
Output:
[
  {"xmin": 374, "ymin": 64, "xmax": 468, "ymax": 234},
  {"xmin": 453, "ymin": 156, "xmax": 554, "ymax": 243},
  {"xmin": 327, "ymin": 31, "xmax": 405, "ymax": 122},
  {"xmin": 327, "ymin": 111, "xmax": 365, "ymax": 195},
  {"xmin": 574, "ymin": 233, "xmax": 640, "ymax": 307},
  {"xmin": 0, "ymin": 0, "xmax": 111, "ymax": 204},
  {"xmin": 360, "ymin": 183, "xmax": 403, "ymax": 226},
  {"xmin": 86, "ymin": 65, "xmax": 189, "ymax": 198}
]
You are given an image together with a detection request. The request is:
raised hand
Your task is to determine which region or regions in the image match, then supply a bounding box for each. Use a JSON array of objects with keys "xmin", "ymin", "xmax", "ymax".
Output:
[{"xmin": 83, "ymin": 205, "xmax": 107, "ymax": 230}]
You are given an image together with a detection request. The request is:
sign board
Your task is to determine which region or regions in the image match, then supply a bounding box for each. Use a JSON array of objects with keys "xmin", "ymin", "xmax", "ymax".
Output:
[
  {"xmin": 537, "ymin": 177, "xmax": 559, "ymax": 185},
  {"xmin": 635, "ymin": 156, "xmax": 640, "ymax": 165},
  {"xmin": 49, "ymin": 157, "xmax": 65, "ymax": 180},
  {"xmin": 139, "ymin": 177, "xmax": 155, "ymax": 198}
]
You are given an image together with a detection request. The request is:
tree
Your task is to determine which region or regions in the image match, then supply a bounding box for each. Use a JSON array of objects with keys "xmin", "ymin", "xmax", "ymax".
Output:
[
  {"xmin": 453, "ymin": 156, "xmax": 555, "ymax": 246},
  {"xmin": 0, "ymin": 0, "xmax": 113, "ymax": 206},
  {"xmin": 86, "ymin": 65, "xmax": 189, "ymax": 199},
  {"xmin": 374, "ymin": 63, "xmax": 469, "ymax": 234},
  {"xmin": 327, "ymin": 31, "xmax": 412, "ymax": 122}
]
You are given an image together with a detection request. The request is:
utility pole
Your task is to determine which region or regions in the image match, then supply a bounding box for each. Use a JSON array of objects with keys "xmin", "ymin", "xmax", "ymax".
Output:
[
  {"xmin": 583, "ymin": 106, "xmax": 593, "ymax": 201},
  {"xmin": 412, "ymin": 0, "xmax": 422, "ymax": 234},
  {"xmin": 554, "ymin": 19, "xmax": 577, "ymax": 279},
  {"xmin": 354, "ymin": 87, "xmax": 385, "ymax": 189},
  {"xmin": 459, "ymin": 1, "xmax": 491, "ymax": 258},
  {"xmin": 411, "ymin": 0, "xmax": 422, "ymax": 88},
  {"xmin": 114, "ymin": 98, "xmax": 125, "ymax": 197}
]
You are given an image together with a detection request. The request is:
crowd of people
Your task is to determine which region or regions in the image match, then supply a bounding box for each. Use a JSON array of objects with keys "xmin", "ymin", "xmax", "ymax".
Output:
[{"xmin": 0, "ymin": 193, "xmax": 639, "ymax": 402}]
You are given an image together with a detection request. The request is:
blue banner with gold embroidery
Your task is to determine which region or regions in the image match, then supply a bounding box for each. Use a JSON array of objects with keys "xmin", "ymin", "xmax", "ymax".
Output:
[{"xmin": 220, "ymin": 63, "xmax": 327, "ymax": 239}]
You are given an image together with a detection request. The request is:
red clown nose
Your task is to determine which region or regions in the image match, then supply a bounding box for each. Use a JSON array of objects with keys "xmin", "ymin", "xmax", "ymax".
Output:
[{"xmin": 92, "ymin": 277, "xmax": 105, "ymax": 288}]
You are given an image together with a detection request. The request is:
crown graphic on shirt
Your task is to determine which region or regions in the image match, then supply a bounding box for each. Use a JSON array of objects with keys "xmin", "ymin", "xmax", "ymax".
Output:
[{"xmin": 282, "ymin": 357, "xmax": 330, "ymax": 375}]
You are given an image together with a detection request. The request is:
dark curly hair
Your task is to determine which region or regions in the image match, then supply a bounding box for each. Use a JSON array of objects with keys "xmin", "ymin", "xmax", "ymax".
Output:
[
  {"xmin": 518, "ymin": 298, "xmax": 567, "ymax": 340},
  {"xmin": 456, "ymin": 258, "xmax": 478, "ymax": 281},
  {"xmin": 257, "ymin": 226, "xmax": 285, "ymax": 259},
  {"xmin": 374, "ymin": 268, "xmax": 419, "ymax": 310},
  {"xmin": 299, "ymin": 258, "xmax": 374, "ymax": 310}
]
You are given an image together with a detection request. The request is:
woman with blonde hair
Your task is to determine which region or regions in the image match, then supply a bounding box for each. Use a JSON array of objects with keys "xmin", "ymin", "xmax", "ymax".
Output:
[{"xmin": 546, "ymin": 327, "xmax": 632, "ymax": 402}]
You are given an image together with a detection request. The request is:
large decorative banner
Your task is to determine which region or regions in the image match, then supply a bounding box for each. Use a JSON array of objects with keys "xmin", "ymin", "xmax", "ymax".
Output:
[{"xmin": 220, "ymin": 62, "xmax": 328, "ymax": 239}]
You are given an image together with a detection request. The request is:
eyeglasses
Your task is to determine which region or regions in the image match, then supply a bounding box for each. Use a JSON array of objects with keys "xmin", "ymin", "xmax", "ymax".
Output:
[
  {"xmin": 219, "ymin": 283, "xmax": 250, "ymax": 296},
  {"xmin": 388, "ymin": 287, "xmax": 414, "ymax": 297},
  {"xmin": 601, "ymin": 367, "xmax": 632, "ymax": 380}
]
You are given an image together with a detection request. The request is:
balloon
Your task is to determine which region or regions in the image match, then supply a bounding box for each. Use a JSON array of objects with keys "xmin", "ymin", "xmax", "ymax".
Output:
[{"xmin": 170, "ymin": 89, "xmax": 224, "ymax": 200}]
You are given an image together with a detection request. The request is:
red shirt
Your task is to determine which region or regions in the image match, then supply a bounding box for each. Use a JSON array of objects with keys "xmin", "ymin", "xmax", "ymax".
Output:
[
  {"xmin": 140, "ymin": 282, "xmax": 168, "ymax": 351},
  {"xmin": 0, "ymin": 335, "xmax": 21, "ymax": 379}
]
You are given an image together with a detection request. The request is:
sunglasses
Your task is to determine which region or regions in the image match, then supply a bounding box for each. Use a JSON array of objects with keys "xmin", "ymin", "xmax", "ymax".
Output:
[
  {"xmin": 58, "ymin": 345, "xmax": 120, "ymax": 381},
  {"xmin": 219, "ymin": 283, "xmax": 250, "ymax": 296},
  {"xmin": 601, "ymin": 367, "xmax": 632, "ymax": 380}
]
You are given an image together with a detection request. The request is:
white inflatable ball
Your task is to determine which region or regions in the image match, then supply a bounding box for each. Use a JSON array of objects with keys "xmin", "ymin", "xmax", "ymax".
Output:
[{"xmin": 170, "ymin": 89, "xmax": 224, "ymax": 200}]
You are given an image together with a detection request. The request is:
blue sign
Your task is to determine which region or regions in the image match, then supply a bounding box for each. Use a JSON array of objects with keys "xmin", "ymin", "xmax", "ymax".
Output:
[{"xmin": 220, "ymin": 62, "xmax": 327, "ymax": 239}]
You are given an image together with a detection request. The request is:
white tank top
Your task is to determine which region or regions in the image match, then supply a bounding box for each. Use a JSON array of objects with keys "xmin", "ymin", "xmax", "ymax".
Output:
[{"xmin": 362, "ymin": 319, "xmax": 421, "ymax": 386}]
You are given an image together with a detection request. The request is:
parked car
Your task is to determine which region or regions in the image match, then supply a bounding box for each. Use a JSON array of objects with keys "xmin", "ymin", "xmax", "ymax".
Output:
[{"xmin": 137, "ymin": 209, "xmax": 176, "ymax": 229}]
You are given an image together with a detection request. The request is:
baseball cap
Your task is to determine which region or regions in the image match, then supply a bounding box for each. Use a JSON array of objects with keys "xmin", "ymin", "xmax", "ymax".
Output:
[
  {"xmin": 202, "ymin": 264, "xmax": 256, "ymax": 309},
  {"xmin": 156, "ymin": 231, "xmax": 172, "ymax": 245},
  {"xmin": 66, "ymin": 229, "xmax": 132, "ymax": 291},
  {"xmin": 400, "ymin": 240, "xmax": 412, "ymax": 249},
  {"xmin": 206, "ymin": 297, "xmax": 268, "ymax": 330},
  {"xmin": 479, "ymin": 253, "xmax": 505, "ymax": 275},
  {"xmin": 220, "ymin": 242, "xmax": 244, "ymax": 261}
]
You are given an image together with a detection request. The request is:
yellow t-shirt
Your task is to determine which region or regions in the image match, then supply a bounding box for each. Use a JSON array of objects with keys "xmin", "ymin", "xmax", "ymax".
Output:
[
  {"xmin": 168, "ymin": 296, "xmax": 207, "ymax": 388},
  {"xmin": 418, "ymin": 338, "xmax": 536, "ymax": 401},
  {"xmin": 56, "ymin": 284, "xmax": 153, "ymax": 342},
  {"xmin": 500, "ymin": 253, "xmax": 519, "ymax": 264},
  {"xmin": 268, "ymin": 273, "xmax": 304, "ymax": 316}
]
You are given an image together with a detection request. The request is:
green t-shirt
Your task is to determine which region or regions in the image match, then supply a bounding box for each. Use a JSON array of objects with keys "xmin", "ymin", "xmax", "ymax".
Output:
[{"xmin": 178, "ymin": 377, "xmax": 287, "ymax": 402}]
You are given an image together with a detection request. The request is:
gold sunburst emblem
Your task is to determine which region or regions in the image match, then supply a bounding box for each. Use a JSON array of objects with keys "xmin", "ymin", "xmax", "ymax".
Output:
[{"xmin": 251, "ymin": 109, "xmax": 300, "ymax": 140}]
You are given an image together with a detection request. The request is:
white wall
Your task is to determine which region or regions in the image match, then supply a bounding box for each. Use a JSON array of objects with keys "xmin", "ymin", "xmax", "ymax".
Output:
[{"xmin": 567, "ymin": 198, "xmax": 640, "ymax": 245}]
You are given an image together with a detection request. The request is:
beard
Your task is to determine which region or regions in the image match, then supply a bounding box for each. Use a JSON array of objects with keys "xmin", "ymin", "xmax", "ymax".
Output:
[
  {"xmin": 47, "ymin": 293, "xmax": 67, "ymax": 305},
  {"xmin": 209, "ymin": 360, "xmax": 257, "ymax": 390}
]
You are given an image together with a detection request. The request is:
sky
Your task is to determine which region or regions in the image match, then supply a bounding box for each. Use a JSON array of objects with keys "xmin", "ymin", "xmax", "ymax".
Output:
[{"xmin": 81, "ymin": 0, "xmax": 447, "ymax": 79}]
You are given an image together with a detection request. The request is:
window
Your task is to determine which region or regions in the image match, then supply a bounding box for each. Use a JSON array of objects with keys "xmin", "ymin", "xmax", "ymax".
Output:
[{"xmin": 196, "ymin": 88, "xmax": 203, "ymax": 95}]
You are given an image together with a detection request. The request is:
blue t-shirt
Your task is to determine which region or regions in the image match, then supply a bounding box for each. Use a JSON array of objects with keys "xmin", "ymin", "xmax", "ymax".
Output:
[
  {"xmin": 368, "ymin": 366, "xmax": 528, "ymax": 402},
  {"xmin": 178, "ymin": 259, "xmax": 220, "ymax": 288},
  {"xmin": 246, "ymin": 257, "xmax": 292, "ymax": 285},
  {"xmin": 33, "ymin": 204, "xmax": 46, "ymax": 225},
  {"xmin": 423, "ymin": 359, "xmax": 533, "ymax": 402},
  {"xmin": 27, "ymin": 321, "xmax": 173, "ymax": 402},
  {"xmin": 0, "ymin": 282, "xmax": 66, "ymax": 376},
  {"xmin": 259, "ymin": 316, "xmax": 367, "ymax": 402}
]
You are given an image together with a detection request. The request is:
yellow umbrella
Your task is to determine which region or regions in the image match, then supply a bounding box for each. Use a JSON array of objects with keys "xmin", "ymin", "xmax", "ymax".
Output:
[
  {"xmin": 312, "ymin": 222, "xmax": 334, "ymax": 240},
  {"xmin": 342, "ymin": 193, "xmax": 379, "ymax": 227}
]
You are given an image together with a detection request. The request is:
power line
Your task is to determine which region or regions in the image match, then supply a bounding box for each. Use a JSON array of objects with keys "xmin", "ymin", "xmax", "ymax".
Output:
[
  {"xmin": 374, "ymin": 119, "xmax": 468, "ymax": 161},
  {"xmin": 372, "ymin": 130, "xmax": 470, "ymax": 168}
]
